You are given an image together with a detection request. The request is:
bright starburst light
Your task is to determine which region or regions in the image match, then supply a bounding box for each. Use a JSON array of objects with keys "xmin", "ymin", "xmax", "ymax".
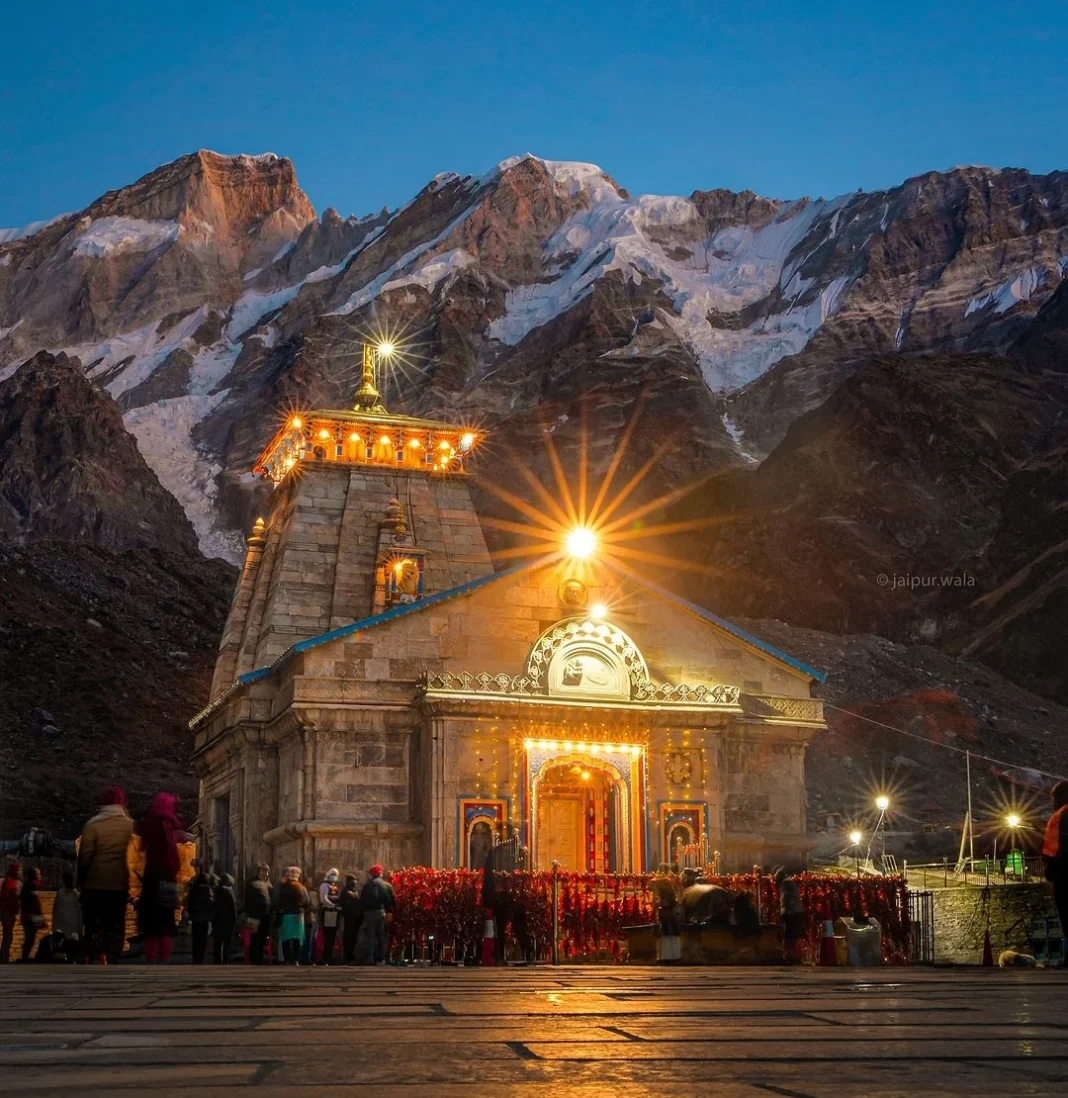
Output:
[{"xmin": 474, "ymin": 394, "xmax": 722, "ymax": 580}]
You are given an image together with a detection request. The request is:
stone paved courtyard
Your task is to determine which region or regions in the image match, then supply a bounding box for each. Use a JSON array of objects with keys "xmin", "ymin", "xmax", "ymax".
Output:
[{"xmin": 0, "ymin": 966, "xmax": 1065, "ymax": 1096}]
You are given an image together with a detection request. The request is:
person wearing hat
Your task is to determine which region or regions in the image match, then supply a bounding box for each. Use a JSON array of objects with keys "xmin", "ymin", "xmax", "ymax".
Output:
[
  {"xmin": 277, "ymin": 866, "xmax": 309, "ymax": 965},
  {"xmin": 359, "ymin": 865, "xmax": 395, "ymax": 966}
]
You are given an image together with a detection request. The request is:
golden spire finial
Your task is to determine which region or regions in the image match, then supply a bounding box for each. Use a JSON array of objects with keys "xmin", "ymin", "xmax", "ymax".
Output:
[{"xmin": 353, "ymin": 343, "xmax": 388, "ymax": 413}]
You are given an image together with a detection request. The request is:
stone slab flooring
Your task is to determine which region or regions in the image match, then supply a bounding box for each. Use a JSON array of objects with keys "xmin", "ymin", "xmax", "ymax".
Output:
[{"xmin": 0, "ymin": 966, "xmax": 1065, "ymax": 1096}]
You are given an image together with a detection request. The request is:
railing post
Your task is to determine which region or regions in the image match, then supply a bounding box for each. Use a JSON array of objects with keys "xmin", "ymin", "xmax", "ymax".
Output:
[{"xmin": 551, "ymin": 861, "xmax": 560, "ymax": 967}]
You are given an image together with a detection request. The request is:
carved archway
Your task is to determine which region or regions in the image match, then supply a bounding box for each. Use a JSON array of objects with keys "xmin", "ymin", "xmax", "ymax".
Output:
[{"xmin": 525, "ymin": 618, "xmax": 649, "ymax": 700}]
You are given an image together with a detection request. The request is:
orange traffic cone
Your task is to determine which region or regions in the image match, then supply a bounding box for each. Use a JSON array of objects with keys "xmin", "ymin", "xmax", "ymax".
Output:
[
  {"xmin": 982, "ymin": 929, "xmax": 994, "ymax": 967},
  {"xmin": 481, "ymin": 908, "xmax": 496, "ymax": 966},
  {"xmin": 819, "ymin": 919, "xmax": 838, "ymax": 966}
]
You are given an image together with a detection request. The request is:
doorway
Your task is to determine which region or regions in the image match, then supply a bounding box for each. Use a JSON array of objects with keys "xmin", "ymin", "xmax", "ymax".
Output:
[{"xmin": 534, "ymin": 760, "xmax": 622, "ymax": 872}]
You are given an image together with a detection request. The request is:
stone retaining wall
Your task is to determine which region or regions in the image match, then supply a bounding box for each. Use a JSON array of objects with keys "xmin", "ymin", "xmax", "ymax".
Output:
[{"xmin": 929, "ymin": 883, "xmax": 1057, "ymax": 964}]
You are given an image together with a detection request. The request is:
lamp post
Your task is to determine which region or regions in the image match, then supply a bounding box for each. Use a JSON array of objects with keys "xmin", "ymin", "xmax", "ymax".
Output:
[
  {"xmin": 1007, "ymin": 814, "xmax": 1021, "ymax": 876},
  {"xmin": 849, "ymin": 830, "xmax": 863, "ymax": 879},
  {"xmin": 873, "ymin": 795, "xmax": 889, "ymax": 872}
]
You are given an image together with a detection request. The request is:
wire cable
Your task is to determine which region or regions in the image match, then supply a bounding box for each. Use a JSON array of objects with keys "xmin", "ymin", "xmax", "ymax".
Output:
[{"xmin": 822, "ymin": 701, "xmax": 1068, "ymax": 783}]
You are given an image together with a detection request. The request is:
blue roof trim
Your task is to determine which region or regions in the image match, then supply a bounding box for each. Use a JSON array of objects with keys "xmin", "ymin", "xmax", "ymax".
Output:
[
  {"xmin": 232, "ymin": 555, "xmax": 825, "ymax": 691},
  {"xmin": 235, "ymin": 560, "xmax": 535, "ymax": 687},
  {"xmin": 608, "ymin": 564, "xmax": 828, "ymax": 684}
]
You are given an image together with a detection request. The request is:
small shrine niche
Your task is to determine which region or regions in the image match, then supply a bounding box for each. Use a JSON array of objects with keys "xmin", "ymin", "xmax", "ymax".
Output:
[{"xmin": 372, "ymin": 497, "xmax": 428, "ymax": 613}]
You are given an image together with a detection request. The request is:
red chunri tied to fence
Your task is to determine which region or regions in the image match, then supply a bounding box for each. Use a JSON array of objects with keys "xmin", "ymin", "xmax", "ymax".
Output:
[{"xmin": 385, "ymin": 868, "xmax": 911, "ymax": 964}]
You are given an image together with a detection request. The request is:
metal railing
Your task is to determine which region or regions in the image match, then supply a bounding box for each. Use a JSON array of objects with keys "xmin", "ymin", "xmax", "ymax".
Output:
[{"xmin": 904, "ymin": 856, "xmax": 1045, "ymax": 889}]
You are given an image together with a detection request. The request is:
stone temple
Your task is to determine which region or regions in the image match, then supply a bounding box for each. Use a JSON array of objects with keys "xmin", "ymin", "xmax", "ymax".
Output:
[{"xmin": 191, "ymin": 345, "xmax": 827, "ymax": 882}]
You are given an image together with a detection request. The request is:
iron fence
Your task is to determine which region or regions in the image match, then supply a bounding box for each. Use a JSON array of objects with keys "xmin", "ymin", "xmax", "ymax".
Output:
[{"xmin": 907, "ymin": 889, "xmax": 934, "ymax": 964}]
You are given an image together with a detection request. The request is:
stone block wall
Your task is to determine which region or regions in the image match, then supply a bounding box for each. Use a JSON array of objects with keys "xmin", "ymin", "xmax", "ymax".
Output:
[{"xmin": 929, "ymin": 883, "xmax": 1059, "ymax": 964}]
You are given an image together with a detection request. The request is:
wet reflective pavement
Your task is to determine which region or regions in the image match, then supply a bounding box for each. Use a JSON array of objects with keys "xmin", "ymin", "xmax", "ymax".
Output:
[{"xmin": 0, "ymin": 965, "xmax": 1065, "ymax": 1095}]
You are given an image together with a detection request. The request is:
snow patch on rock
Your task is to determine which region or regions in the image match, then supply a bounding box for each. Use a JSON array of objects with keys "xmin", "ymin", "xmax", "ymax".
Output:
[
  {"xmin": 488, "ymin": 186, "xmax": 852, "ymax": 391},
  {"xmin": 965, "ymin": 267, "xmax": 1046, "ymax": 316},
  {"xmin": 721, "ymin": 411, "xmax": 760, "ymax": 463},
  {"xmin": 123, "ymin": 392, "xmax": 242, "ymax": 562},
  {"xmin": 383, "ymin": 249, "xmax": 474, "ymax": 294},
  {"xmin": 70, "ymin": 217, "xmax": 179, "ymax": 258},
  {"xmin": 227, "ymin": 284, "xmax": 302, "ymax": 340},
  {"xmin": 0, "ymin": 213, "xmax": 69, "ymax": 245}
]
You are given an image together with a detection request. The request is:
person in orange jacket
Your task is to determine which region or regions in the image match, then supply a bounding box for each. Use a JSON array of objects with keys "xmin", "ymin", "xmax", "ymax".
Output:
[{"xmin": 1042, "ymin": 781, "xmax": 1068, "ymax": 936}]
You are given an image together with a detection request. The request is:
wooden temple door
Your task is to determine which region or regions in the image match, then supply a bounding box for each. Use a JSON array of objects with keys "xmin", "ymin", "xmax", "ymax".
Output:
[{"xmin": 540, "ymin": 795, "xmax": 583, "ymax": 870}]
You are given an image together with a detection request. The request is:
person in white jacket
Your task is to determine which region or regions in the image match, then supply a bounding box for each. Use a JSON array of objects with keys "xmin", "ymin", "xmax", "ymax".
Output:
[{"xmin": 318, "ymin": 868, "xmax": 341, "ymax": 965}]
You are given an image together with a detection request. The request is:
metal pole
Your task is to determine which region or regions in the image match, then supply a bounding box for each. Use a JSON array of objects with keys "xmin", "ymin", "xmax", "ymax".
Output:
[
  {"xmin": 966, "ymin": 751, "xmax": 975, "ymax": 869},
  {"xmin": 551, "ymin": 862, "xmax": 560, "ymax": 966}
]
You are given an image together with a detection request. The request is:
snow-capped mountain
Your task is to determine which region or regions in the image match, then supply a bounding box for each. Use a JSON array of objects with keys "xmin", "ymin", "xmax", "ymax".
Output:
[
  {"xmin": 2, "ymin": 150, "xmax": 1068, "ymax": 565},
  {"xmin": 4, "ymin": 148, "xmax": 1068, "ymax": 834}
]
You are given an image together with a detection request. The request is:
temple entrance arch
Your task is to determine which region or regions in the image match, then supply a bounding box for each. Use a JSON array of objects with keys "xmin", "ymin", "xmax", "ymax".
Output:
[{"xmin": 527, "ymin": 744, "xmax": 643, "ymax": 872}]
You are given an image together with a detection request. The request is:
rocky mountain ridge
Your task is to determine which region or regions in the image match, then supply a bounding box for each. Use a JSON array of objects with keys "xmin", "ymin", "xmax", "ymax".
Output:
[
  {"xmin": 2, "ymin": 149, "xmax": 1068, "ymax": 835},
  {"xmin": 3, "ymin": 152, "xmax": 1067, "ymax": 561}
]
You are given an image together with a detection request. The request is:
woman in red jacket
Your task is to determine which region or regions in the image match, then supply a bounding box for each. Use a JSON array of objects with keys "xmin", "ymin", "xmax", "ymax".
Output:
[{"xmin": 137, "ymin": 793, "xmax": 183, "ymax": 964}]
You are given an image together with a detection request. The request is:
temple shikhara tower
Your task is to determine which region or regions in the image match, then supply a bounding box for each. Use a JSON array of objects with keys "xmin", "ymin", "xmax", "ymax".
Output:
[{"xmin": 191, "ymin": 344, "xmax": 827, "ymax": 881}]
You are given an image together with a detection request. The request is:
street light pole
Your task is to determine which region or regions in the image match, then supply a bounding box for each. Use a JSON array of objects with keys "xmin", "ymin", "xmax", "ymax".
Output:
[{"xmin": 849, "ymin": 830, "xmax": 862, "ymax": 879}]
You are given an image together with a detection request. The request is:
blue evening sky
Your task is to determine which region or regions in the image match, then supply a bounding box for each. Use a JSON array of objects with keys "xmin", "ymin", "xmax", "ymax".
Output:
[{"xmin": 2, "ymin": 1, "xmax": 1065, "ymax": 227}]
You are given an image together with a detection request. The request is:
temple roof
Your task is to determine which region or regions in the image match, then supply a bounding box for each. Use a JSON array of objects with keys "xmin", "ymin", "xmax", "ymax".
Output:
[{"xmin": 190, "ymin": 560, "xmax": 825, "ymax": 730}]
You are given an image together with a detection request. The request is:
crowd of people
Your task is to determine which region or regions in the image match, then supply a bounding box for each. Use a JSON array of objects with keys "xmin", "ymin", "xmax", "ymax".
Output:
[{"xmin": 0, "ymin": 786, "xmax": 396, "ymax": 966}]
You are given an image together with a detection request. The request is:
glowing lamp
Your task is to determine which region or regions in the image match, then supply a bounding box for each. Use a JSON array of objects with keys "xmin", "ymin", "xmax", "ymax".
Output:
[
  {"xmin": 409, "ymin": 438, "xmax": 422, "ymax": 448},
  {"xmin": 590, "ymin": 602, "xmax": 607, "ymax": 620},
  {"xmin": 438, "ymin": 440, "xmax": 452, "ymax": 450},
  {"xmin": 565, "ymin": 526, "xmax": 597, "ymax": 560},
  {"xmin": 349, "ymin": 433, "xmax": 361, "ymax": 443},
  {"xmin": 318, "ymin": 429, "xmax": 330, "ymax": 440},
  {"xmin": 460, "ymin": 432, "xmax": 476, "ymax": 449},
  {"xmin": 284, "ymin": 456, "xmax": 296, "ymax": 469},
  {"xmin": 377, "ymin": 341, "xmax": 395, "ymax": 358},
  {"xmin": 290, "ymin": 416, "xmax": 303, "ymax": 429},
  {"xmin": 630, "ymin": 745, "xmax": 642, "ymax": 757},
  {"xmin": 876, "ymin": 795, "xmax": 890, "ymax": 812},
  {"xmin": 378, "ymin": 436, "xmax": 392, "ymax": 446},
  {"xmin": 523, "ymin": 739, "xmax": 534, "ymax": 750},
  {"xmin": 849, "ymin": 830, "xmax": 862, "ymax": 846},
  {"xmin": 1007, "ymin": 814, "xmax": 1021, "ymax": 829},
  {"xmin": 580, "ymin": 771, "xmax": 591, "ymax": 782}
]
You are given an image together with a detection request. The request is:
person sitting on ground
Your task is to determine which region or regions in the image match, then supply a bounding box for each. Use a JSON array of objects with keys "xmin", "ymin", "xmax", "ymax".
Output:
[
  {"xmin": 359, "ymin": 864, "xmax": 395, "ymax": 966},
  {"xmin": 77, "ymin": 786, "xmax": 133, "ymax": 964},
  {"xmin": 213, "ymin": 873, "xmax": 237, "ymax": 964},
  {"xmin": 186, "ymin": 867, "xmax": 215, "ymax": 965},
  {"xmin": 51, "ymin": 871, "xmax": 82, "ymax": 957},
  {"xmin": 20, "ymin": 866, "xmax": 46, "ymax": 961},
  {"xmin": 277, "ymin": 867, "xmax": 309, "ymax": 965},
  {"xmin": 0, "ymin": 862, "xmax": 21, "ymax": 965},
  {"xmin": 339, "ymin": 874, "xmax": 362, "ymax": 964}
]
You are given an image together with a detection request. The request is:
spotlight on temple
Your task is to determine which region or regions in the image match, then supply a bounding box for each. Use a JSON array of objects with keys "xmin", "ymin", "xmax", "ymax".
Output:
[
  {"xmin": 565, "ymin": 526, "xmax": 597, "ymax": 560},
  {"xmin": 377, "ymin": 341, "xmax": 395, "ymax": 358},
  {"xmin": 875, "ymin": 795, "xmax": 890, "ymax": 812},
  {"xmin": 849, "ymin": 829, "xmax": 862, "ymax": 846},
  {"xmin": 1007, "ymin": 813, "xmax": 1021, "ymax": 829}
]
